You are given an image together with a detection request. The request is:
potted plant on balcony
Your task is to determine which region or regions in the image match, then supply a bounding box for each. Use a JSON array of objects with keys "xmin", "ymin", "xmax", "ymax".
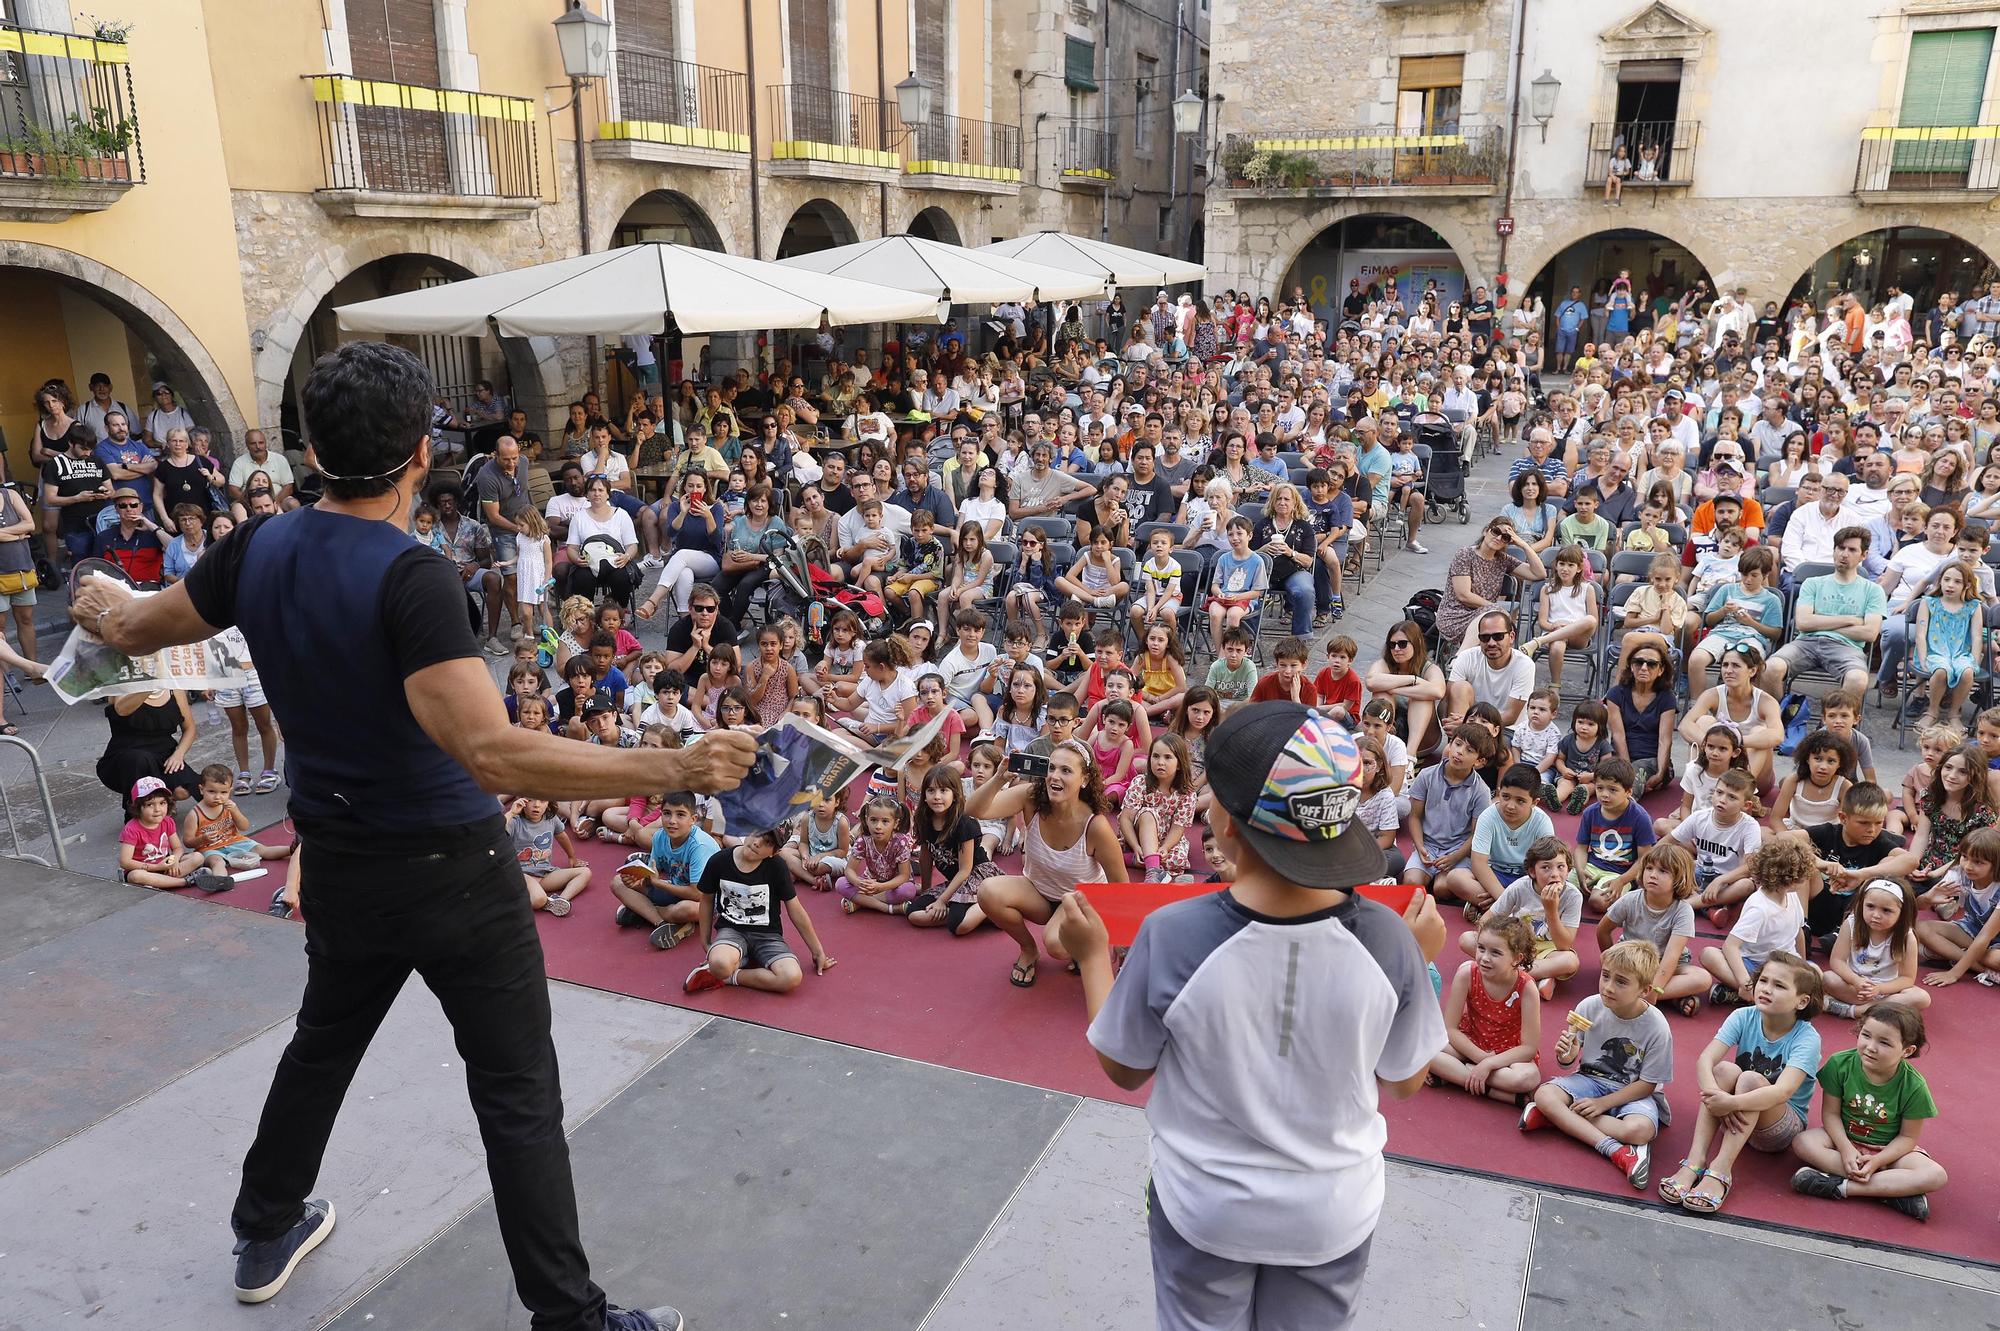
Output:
[
  {"xmin": 1221, "ymin": 138, "xmax": 1255, "ymax": 187},
  {"xmin": 68, "ymin": 109, "xmax": 134, "ymax": 181},
  {"xmin": 0, "ymin": 137, "xmax": 33, "ymax": 178}
]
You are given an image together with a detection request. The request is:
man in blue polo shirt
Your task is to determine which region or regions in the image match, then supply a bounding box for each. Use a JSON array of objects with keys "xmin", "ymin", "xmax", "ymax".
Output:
[{"xmin": 1061, "ymin": 704, "xmax": 1446, "ymax": 1331}]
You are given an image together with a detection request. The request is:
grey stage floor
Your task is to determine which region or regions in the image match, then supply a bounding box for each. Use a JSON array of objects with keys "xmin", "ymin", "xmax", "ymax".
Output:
[{"xmin": 1, "ymin": 859, "xmax": 1994, "ymax": 1331}]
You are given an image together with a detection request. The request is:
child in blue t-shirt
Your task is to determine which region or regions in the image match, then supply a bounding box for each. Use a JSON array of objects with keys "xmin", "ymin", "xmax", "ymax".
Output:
[
  {"xmin": 1576, "ymin": 758, "xmax": 1656, "ymax": 912},
  {"xmin": 1205, "ymin": 517, "xmax": 1269, "ymax": 648},
  {"xmin": 1658, "ymin": 952, "xmax": 1823, "ymax": 1214},
  {"xmin": 607, "ymin": 790, "xmax": 718, "ymax": 950}
]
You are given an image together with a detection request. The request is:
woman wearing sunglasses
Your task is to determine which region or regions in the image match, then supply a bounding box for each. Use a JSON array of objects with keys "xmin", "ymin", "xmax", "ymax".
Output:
[
  {"xmin": 1605, "ymin": 633, "xmax": 1679, "ymax": 795},
  {"xmin": 1679, "ymin": 640, "xmax": 1784, "ymax": 786},
  {"xmin": 1365, "ymin": 618, "xmax": 1448, "ymax": 757}
]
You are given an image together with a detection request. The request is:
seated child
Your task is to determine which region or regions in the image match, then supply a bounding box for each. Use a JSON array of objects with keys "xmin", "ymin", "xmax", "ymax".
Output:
[
  {"xmin": 781, "ymin": 792, "xmax": 850, "ymax": 893},
  {"xmin": 1823, "ymin": 878, "xmax": 1927, "ymax": 1018},
  {"xmin": 1701, "ymin": 838, "xmax": 1810, "ymax": 1006},
  {"xmin": 1454, "ymin": 764, "xmax": 1557, "ymax": 919},
  {"xmin": 1430, "ymin": 914, "xmax": 1544, "ymax": 1104},
  {"xmin": 1597, "ymin": 843, "xmax": 1709, "ymax": 1017},
  {"xmin": 1087, "ymin": 699, "xmax": 1140, "ymax": 802},
  {"xmin": 1575, "ymin": 759, "xmax": 1655, "ymax": 911},
  {"xmin": 1774, "ymin": 730, "xmax": 1852, "ymax": 833},
  {"xmin": 1310, "ymin": 634, "xmax": 1362, "ymax": 725},
  {"xmin": 1893, "ymin": 722, "xmax": 1962, "ymax": 837},
  {"xmin": 1523, "ymin": 938, "xmax": 1672, "ymax": 1191},
  {"xmin": 120, "ymin": 776, "xmax": 225, "ymax": 892},
  {"xmin": 1130, "ymin": 528, "xmax": 1184, "ymax": 635},
  {"xmin": 1512, "ymin": 688, "xmax": 1562, "ymax": 789},
  {"xmin": 1914, "ymin": 825, "xmax": 2000, "ymax": 987},
  {"xmin": 1674, "ymin": 768, "xmax": 1765, "ymax": 925},
  {"xmin": 1249, "ymin": 637, "xmax": 1319, "ymax": 706},
  {"xmin": 908, "ymin": 765, "xmax": 1000, "ymax": 935},
  {"xmin": 1789, "ymin": 1004, "xmax": 1947, "ymax": 1222},
  {"xmin": 609, "ymin": 790, "xmax": 719, "ymax": 950},
  {"xmin": 183, "ymin": 763, "xmax": 290, "ymax": 874},
  {"xmin": 1119, "ymin": 732, "xmax": 1199, "ymax": 882},
  {"xmin": 1461, "ymin": 835, "xmax": 1581, "ymax": 999},
  {"xmin": 507, "ymin": 796, "xmax": 592, "ymax": 915},
  {"xmin": 1800, "ymin": 782, "xmax": 1904, "ymax": 947},
  {"xmin": 1656, "ymin": 722, "xmax": 1750, "ymax": 840},
  {"xmin": 1203, "ymin": 626, "xmax": 1258, "ymax": 703},
  {"xmin": 683, "ymin": 823, "xmax": 834, "ymax": 995},
  {"xmin": 1403, "ymin": 724, "xmax": 1496, "ymax": 891},
  {"xmin": 1658, "ymin": 951, "xmax": 1823, "ymax": 1216},
  {"xmin": 1552, "ymin": 700, "xmax": 1613, "ymax": 815},
  {"xmin": 836, "ymin": 795, "xmax": 918, "ymax": 915}
]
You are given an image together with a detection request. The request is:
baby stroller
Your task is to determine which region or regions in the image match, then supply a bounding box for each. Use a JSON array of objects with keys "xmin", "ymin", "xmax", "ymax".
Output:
[
  {"xmin": 1411, "ymin": 411, "xmax": 1470, "ymax": 524},
  {"xmin": 766, "ymin": 529, "xmax": 894, "ymax": 646}
]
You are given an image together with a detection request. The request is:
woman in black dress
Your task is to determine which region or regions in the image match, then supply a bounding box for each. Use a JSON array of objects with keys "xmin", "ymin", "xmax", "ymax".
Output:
[{"xmin": 98, "ymin": 687, "xmax": 199, "ymax": 800}]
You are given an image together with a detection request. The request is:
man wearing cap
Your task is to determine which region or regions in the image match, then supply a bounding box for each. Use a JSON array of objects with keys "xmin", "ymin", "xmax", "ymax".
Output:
[
  {"xmin": 1060, "ymin": 703, "xmax": 1446, "ymax": 1331},
  {"xmin": 93, "ymin": 485, "xmax": 167, "ymax": 586},
  {"xmin": 74, "ymin": 341, "xmax": 754, "ymax": 1331}
]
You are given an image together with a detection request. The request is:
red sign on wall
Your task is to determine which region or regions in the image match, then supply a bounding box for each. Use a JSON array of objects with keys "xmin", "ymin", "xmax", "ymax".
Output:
[{"xmin": 1495, "ymin": 215, "xmax": 1515, "ymax": 236}]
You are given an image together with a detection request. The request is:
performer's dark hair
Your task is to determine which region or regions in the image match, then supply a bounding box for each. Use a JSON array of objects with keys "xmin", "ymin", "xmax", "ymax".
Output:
[{"xmin": 301, "ymin": 341, "xmax": 435, "ymax": 500}]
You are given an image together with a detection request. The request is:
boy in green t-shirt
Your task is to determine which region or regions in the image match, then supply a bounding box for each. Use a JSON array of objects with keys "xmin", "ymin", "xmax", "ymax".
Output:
[
  {"xmin": 1555, "ymin": 486, "xmax": 1612, "ymax": 552},
  {"xmin": 1204, "ymin": 626, "xmax": 1258, "ymax": 702},
  {"xmin": 1789, "ymin": 1004, "xmax": 1946, "ymax": 1221}
]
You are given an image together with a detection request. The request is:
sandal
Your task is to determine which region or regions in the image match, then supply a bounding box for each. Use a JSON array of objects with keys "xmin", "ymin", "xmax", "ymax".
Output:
[
  {"xmin": 254, "ymin": 770, "xmax": 281, "ymax": 795},
  {"xmin": 0, "ymin": 723, "xmax": 18, "ymax": 737},
  {"xmin": 1681, "ymin": 1170, "xmax": 1733, "ymax": 1214},
  {"xmin": 1009, "ymin": 957, "xmax": 1038, "ymax": 988},
  {"xmin": 233, "ymin": 772, "xmax": 253, "ymax": 797},
  {"xmin": 1658, "ymin": 1161, "xmax": 1706, "ymax": 1205},
  {"xmin": 1677, "ymin": 993, "xmax": 1704, "ymax": 1018},
  {"xmin": 840, "ymin": 898, "xmax": 857, "ymax": 914}
]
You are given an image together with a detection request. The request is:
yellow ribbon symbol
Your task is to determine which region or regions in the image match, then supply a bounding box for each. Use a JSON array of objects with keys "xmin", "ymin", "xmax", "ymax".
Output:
[{"xmin": 1308, "ymin": 274, "xmax": 1329, "ymax": 310}]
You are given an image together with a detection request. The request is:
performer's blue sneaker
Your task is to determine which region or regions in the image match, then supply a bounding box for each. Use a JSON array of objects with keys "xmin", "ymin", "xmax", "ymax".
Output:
[
  {"xmin": 606, "ymin": 1305, "xmax": 685, "ymax": 1330},
  {"xmin": 232, "ymin": 1198, "xmax": 334, "ymax": 1303}
]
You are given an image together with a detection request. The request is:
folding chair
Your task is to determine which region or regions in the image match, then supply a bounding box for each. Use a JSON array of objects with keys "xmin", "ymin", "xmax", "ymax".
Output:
[{"xmin": 968, "ymin": 539, "xmax": 1018, "ymax": 634}]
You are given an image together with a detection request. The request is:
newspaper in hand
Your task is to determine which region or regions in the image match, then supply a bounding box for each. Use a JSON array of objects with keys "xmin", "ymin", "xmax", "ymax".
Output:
[
  {"xmin": 710, "ymin": 707, "xmax": 952, "ymax": 836},
  {"xmin": 48, "ymin": 588, "xmax": 253, "ymax": 704}
]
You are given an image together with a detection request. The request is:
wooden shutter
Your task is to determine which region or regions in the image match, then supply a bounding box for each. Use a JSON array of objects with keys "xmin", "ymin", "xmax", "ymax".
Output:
[
  {"xmin": 344, "ymin": 0, "xmax": 447, "ymax": 192},
  {"xmin": 1616, "ymin": 58, "xmax": 1683, "ymax": 84},
  {"xmin": 787, "ymin": 0, "xmax": 833, "ymax": 140},
  {"xmin": 912, "ymin": 0, "xmax": 949, "ymax": 158},
  {"xmin": 617, "ymin": 0, "xmax": 686, "ymax": 125},
  {"xmin": 619, "ymin": 0, "xmax": 677, "ymax": 54},
  {"xmin": 1397, "ymin": 54, "xmax": 1463, "ymax": 91},
  {"xmin": 1900, "ymin": 29, "xmax": 1993, "ymax": 126}
]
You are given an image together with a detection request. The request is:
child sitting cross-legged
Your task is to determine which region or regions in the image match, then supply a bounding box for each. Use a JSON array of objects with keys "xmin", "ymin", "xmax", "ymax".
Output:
[
  {"xmin": 1675, "ymin": 767, "xmax": 1765, "ymax": 929},
  {"xmin": 780, "ymin": 792, "xmax": 849, "ymax": 893},
  {"xmin": 1701, "ymin": 838, "xmax": 1810, "ymax": 1007},
  {"xmin": 609, "ymin": 790, "xmax": 718, "ymax": 951},
  {"xmin": 1430, "ymin": 913, "xmax": 1544, "ymax": 1104},
  {"xmin": 505, "ymin": 796, "xmax": 592, "ymax": 916},
  {"xmin": 837, "ymin": 795, "xmax": 918, "ymax": 916},
  {"xmin": 907, "ymin": 764, "xmax": 999, "ymax": 935},
  {"xmin": 1119, "ymin": 732, "xmax": 1199, "ymax": 883},
  {"xmin": 183, "ymin": 762, "xmax": 291, "ymax": 875},
  {"xmin": 1453, "ymin": 763, "xmax": 1557, "ymax": 924},
  {"xmin": 1915, "ymin": 825, "xmax": 2000, "ymax": 988},
  {"xmin": 1658, "ymin": 952, "xmax": 1824, "ymax": 1216},
  {"xmin": 1521, "ymin": 939, "xmax": 1672, "ymax": 1192},
  {"xmin": 683, "ymin": 822, "xmax": 835, "ymax": 995},
  {"xmin": 120, "ymin": 776, "xmax": 228, "ymax": 892},
  {"xmin": 1597, "ymin": 843, "xmax": 1710, "ymax": 1018},
  {"xmin": 1822, "ymin": 878, "xmax": 1928, "ymax": 1017},
  {"xmin": 1403, "ymin": 723, "xmax": 1496, "ymax": 892},
  {"xmin": 1789, "ymin": 1003, "xmax": 1948, "ymax": 1222},
  {"xmin": 1459, "ymin": 834, "xmax": 1580, "ymax": 1001}
]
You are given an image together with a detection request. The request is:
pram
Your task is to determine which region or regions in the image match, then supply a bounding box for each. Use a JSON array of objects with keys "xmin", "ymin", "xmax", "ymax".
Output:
[
  {"xmin": 1411, "ymin": 411, "xmax": 1470, "ymax": 524},
  {"xmin": 765, "ymin": 529, "xmax": 895, "ymax": 645}
]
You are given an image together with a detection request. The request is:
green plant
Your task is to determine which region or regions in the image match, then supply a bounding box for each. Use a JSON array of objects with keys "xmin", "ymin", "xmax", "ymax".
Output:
[
  {"xmin": 69, "ymin": 108, "xmax": 133, "ymax": 155},
  {"xmin": 1277, "ymin": 151, "xmax": 1315, "ymax": 188},
  {"xmin": 1220, "ymin": 137, "xmax": 1254, "ymax": 181},
  {"xmin": 22, "ymin": 123, "xmax": 86, "ymax": 181},
  {"xmin": 77, "ymin": 13, "xmax": 134, "ymax": 42}
]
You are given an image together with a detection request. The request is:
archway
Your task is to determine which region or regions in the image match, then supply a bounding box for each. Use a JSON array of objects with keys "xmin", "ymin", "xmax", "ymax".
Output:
[
  {"xmin": 906, "ymin": 205, "xmax": 960, "ymax": 245},
  {"xmin": 1784, "ymin": 226, "xmax": 1998, "ymax": 319},
  {"xmin": 610, "ymin": 189, "xmax": 726, "ymax": 252},
  {"xmin": 776, "ymin": 198, "xmax": 858, "ymax": 259},
  {"xmin": 1521, "ymin": 227, "xmax": 1716, "ymax": 340},
  {"xmin": 0, "ymin": 243, "xmax": 245, "ymax": 481},
  {"xmin": 1280, "ymin": 213, "xmax": 1474, "ymax": 326},
  {"xmin": 274, "ymin": 254, "xmax": 554, "ymax": 452}
]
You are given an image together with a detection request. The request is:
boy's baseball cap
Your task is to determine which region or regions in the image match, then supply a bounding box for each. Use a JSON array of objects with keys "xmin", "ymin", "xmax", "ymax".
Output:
[
  {"xmin": 1205, "ymin": 702, "xmax": 1386, "ymax": 889},
  {"xmin": 581, "ymin": 691, "xmax": 618, "ymax": 719},
  {"xmin": 130, "ymin": 776, "xmax": 168, "ymax": 802}
]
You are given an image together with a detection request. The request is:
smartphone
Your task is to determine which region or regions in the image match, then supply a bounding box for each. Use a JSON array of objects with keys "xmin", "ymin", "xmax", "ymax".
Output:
[{"xmin": 1007, "ymin": 751, "xmax": 1051, "ymax": 779}]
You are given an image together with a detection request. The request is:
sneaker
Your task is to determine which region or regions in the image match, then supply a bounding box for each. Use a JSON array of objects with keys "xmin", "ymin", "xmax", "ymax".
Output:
[
  {"xmin": 1407, "ymin": 540, "xmax": 1430, "ymax": 555},
  {"xmin": 606, "ymin": 1303, "xmax": 685, "ymax": 1330},
  {"xmin": 1883, "ymin": 1193, "xmax": 1931, "ymax": 1222},
  {"xmin": 1823, "ymin": 997, "xmax": 1856, "ymax": 1018},
  {"xmin": 189, "ymin": 869, "xmax": 234, "ymax": 894},
  {"xmin": 1615, "ymin": 1142, "xmax": 1650, "ymax": 1190},
  {"xmin": 1461, "ymin": 901, "xmax": 1485, "ymax": 927},
  {"xmin": 1518, "ymin": 1101, "xmax": 1548, "ymax": 1132},
  {"xmin": 268, "ymin": 886, "xmax": 292, "ymax": 919},
  {"xmin": 638, "ymin": 553, "xmax": 666, "ymax": 573},
  {"xmin": 232, "ymin": 1198, "xmax": 335, "ymax": 1303},
  {"xmin": 483, "ymin": 637, "xmax": 510, "ymax": 656},
  {"xmin": 1791, "ymin": 1167, "xmax": 1846, "ymax": 1201},
  {"xmin": 1143, "ymin": 866, "xmax": 1168, "ymax": 883},
  {"xmin": 650, "ymin": 920, "xmax": 688, "ymax": 950},
  {"xmin": 545, "ymin": 894, "xmax": 571, "ymax": 917},
  {"xmin": 614, "ymin": 905, "xmax": 644, "ymax": 928},
  {"xmin": 1708, "ymin": 982, "xmax": 1736, "ymax": 1007},
  {"xmin": 1564, "ymin": 788, "xmax": 1589, "ymax": 815},
  {"xmin": 684, "ymin": 963, "xmax": 725, "ymax": 994}
]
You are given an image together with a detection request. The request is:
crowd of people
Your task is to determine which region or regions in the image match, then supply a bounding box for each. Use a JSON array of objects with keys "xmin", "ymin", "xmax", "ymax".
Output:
[{"xmin": 31, "ymin": 266, "xmax": 2000, "ymax": 1231}]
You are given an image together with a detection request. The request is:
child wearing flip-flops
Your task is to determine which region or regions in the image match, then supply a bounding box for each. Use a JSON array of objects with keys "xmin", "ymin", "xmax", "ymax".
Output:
[{"xmin": 1658, "ymin": 952, "xmax": 1823, "ymax": 1217}]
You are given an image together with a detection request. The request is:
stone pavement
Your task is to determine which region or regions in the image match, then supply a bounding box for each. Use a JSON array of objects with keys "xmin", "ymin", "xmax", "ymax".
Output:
[{"xmin": 2, "ymin": 860, "xmax": 1992, "ymax": 1330}]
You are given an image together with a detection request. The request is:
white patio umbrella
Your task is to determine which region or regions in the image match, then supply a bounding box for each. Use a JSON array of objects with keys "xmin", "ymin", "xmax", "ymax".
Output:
[
  {"xmin": 776, "ymin": 234, "xmax": 1109, "ymax": 303},
  {"xmin": 334, "ymin": 243, "xmax": 948, "ymax": 338},
  {"xmin": 975, "ymin": 230, "xmax": 1204, "ymax": 289}
]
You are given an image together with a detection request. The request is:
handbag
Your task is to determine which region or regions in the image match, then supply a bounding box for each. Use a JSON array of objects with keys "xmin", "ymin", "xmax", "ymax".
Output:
[{"xmin": 0, "ymin": 569, "xmax": 34, "ymax": 596}]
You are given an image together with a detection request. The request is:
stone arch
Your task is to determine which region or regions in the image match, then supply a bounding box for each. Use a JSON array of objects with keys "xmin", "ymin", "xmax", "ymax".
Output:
[
  {"xmin": 1262, "ymin": 201, "xmax": 1493, "ymax": 303},
  {"xmin": 605, "ymin": 188, "xmax": 729, "ymax": 252},
  {"xmin": 0, "ymin": 240, "xmax": 248, "ymax": 443},
  {"xmin": 1509, "ymin": 216, "xmax": 1726, "ymax": 305},
  {"xmin": 1774, "ymin": 217, "xmax": 2000, "ymax": 314},
  {"xmin": 251, "ymin": 234, "xmax": 563, "ymax": 437},
  {"xmin": 905, "ymin": 204, "xmax": 962, "ymax": 245},
  {"xmin": 775, "ymin": 197, "xmax": 860, "ymax": 258}
]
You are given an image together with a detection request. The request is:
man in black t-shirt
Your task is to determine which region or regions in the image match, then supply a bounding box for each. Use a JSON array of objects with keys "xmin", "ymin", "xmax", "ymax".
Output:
[
  {"xmin": 1467, "ymin": 286, "xmax": 1495, "ymax": 344},
  {"xmin": 1124, "ymin": 443, "xmax": 1179, "ymax": 528},
  {"xmin": 661, "ymin": 589, "xmax": 739, "ymax": 683},
  {"xmin": 41, "ymin": 423, "xmax": 111, "ymax": 564}
]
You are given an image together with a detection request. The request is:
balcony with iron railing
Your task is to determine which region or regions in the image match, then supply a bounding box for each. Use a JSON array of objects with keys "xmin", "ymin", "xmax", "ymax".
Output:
[
  {"xmin": 594, "ymin": 50, "xmax": 749, "ymax": 168},
  {"xmin": 1583, "ymin": 120, "xmax": 1699, "ymax": 194},
  {"xmin": 1854, "ymin": 125, "xmax": 2000, "ymax": 203},
  {"xmin": 1056, "ymin": 122, "xmax": 1114, "ymax": 185},
  {"xmin": 903, "ymin": 109, "xmax": 1020, "ymax": 193},
  {"xmin": 0, "ymin": 20, "xmax": 143, "ymax": 222},
  {"xmin": 765, "ymin": 83, "xmax": 900, "ymax": 182},
  {"xmin": 1220, "ymin": 124, "xmax": 1503, "ymax": 196},
  {"xmin": 305, "ymin": 74, "xmax": 540, "ymax": 221}
]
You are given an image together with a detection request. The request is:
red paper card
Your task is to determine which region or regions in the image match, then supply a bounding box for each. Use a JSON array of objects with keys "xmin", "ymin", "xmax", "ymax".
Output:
[{"xmin": 1076, "ymin": 880, "xmax": 1418, "ymax": 947}]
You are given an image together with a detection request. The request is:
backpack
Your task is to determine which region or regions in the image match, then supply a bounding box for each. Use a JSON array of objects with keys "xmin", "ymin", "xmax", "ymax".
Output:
[
  {"xmin": 1777, "ymin": 692, "xmax": 1812, "ymax": 757},
  {"xmin": 1403, "ymin": 589, "xmax": 1442, "ymax": 640}
]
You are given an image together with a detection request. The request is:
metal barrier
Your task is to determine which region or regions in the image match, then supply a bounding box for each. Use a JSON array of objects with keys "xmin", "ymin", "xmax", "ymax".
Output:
[
  {"xmin": 305, "ymin": 74, "xmax": 538, "ymax": 199},
  {"xmin": 0, "ymin": 19, "xmax": 143, "ymax": 185},
  {"xmin": 1226, "ymin": 124, "xmax": 1504, "ymax": 189},
  {"xmin": 0, "ymin": 733, "xmax": 69, "ymax": 870},
  {"xmin": 1058, "ymin": 122, "xmax": 1114, "ymax": 179}
]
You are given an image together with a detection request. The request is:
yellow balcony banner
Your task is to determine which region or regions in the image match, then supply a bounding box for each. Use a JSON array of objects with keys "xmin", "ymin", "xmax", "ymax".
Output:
[
  {"xmin": 770, "ymin": 139, "xmax": 900, "ymax": 169},
  {"xmin": 0, "ymin": 28, "xmax": 127, "ymax": 63},
  {"xmin": 1860, "ymin": 125, "xmax": 2000, "ymax": 141},
  {"xmin": 1255, "ymin": 133, "xmax": 1466, "ymax": 152},
  {"xmin": 598, "ymin": 120, "xmax": 751, "ymax": 153},
  {"xmin": 905, "ymin": 159, "xmax": 1021, "ymax": 183},
  {"xmin": 310, "ymin": 75, "xmax": 531, "ymax": 123}
]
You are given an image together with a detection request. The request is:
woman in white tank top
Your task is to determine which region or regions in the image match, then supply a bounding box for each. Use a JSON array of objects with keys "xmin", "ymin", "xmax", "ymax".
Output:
[{"xmin": 966, "ymin": 739, "xmax": 1127, "ymax": 988}]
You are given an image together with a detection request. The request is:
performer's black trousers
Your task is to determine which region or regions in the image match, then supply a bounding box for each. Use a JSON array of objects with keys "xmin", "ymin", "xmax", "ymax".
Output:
[{"xmin": 231, "ymin": 814, "xmax": 607, "ymax": 1331}]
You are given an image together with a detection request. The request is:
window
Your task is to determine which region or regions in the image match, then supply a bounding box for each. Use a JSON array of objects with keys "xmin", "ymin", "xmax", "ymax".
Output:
[
  {"xmin": 1896, "ymin": 28, "xmax": 1995, "ymax": 178},
  {"xmin": 1065, "ymin": 36, "xmax": 1098, "ymax": 91},
  {"xmin": 1158, "ymin": 204, "xmax": 1173, "ymax": 244},
  {"xmin": 1395, "ymin": 54, "xmax": 1462, "ymax": 134},
  {"xmin": 1134, "ymin": 54, "xmax": 1157, "ymax": 154}
]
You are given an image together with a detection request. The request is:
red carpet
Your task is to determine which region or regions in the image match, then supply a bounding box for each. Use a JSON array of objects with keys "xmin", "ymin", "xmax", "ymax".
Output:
[{"xmin": 184, "ymin": 792, "xmax": 1999, "ymax": 1266}]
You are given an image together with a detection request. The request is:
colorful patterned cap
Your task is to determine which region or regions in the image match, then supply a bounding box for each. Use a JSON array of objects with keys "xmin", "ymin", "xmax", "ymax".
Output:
[{"xmin": 1207, "ymin": 702, "xmax": 1387, "ymax": 889}]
